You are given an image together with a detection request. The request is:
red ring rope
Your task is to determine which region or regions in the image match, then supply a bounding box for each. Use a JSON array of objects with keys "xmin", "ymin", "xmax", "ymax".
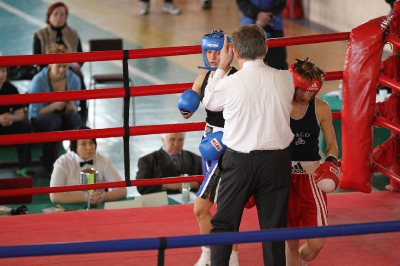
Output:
[{"xmin": 0, "ymin": 23, "xmax": 398, "ymax": 195}]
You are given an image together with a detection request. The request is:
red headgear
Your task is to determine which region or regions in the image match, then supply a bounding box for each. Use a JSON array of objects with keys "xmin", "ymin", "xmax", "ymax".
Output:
[{"xmin": 289, "ymin": 64, "xmax": 322, "ymax": 93}]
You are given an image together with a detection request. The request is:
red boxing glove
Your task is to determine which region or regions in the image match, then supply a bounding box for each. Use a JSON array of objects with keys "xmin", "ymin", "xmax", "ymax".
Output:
[
  {"xmin": 245, "ymin": 195, "xmax": 256, "ymax": 209},
  {"xmin": 313, "ymin": 161, "xmax": 340, "ymax": 193}
]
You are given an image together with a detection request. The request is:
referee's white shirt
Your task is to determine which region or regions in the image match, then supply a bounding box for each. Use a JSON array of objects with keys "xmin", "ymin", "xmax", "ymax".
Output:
[{"xmin": 203, "ymin": 59, "xmax": 294, "ymax": 153}]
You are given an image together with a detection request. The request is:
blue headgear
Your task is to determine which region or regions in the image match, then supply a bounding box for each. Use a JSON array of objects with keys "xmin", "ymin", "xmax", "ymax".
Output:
[{"xmin": 199, "ymin": 29, "xmax": 232, "ymax": 71}]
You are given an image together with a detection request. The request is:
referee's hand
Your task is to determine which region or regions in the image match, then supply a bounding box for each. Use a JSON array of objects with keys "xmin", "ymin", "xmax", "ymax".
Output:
[{"xmin": 218, "ymin": 34, "xmax": 233, "ymax": 70}]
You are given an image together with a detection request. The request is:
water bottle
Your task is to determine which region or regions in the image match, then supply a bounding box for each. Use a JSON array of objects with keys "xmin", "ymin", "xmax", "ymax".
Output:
[
  {"xmin": 338, "ymin": 80, "xmax": 343, "ymax": 100},
  {"xmin": 182, "ymin": 182, "xmax": 191, "ymax": 204}
]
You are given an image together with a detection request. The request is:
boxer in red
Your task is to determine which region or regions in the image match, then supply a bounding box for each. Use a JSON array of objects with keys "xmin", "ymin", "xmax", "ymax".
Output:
[{"xmin": 286, "ymin": 58, "xmax": 339, "ymax": 266}]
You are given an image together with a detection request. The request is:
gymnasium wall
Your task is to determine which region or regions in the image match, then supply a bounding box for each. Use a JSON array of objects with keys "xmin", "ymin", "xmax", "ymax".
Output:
[{"xmin": 303, "ymin": 0, "xmax": 392, "ymax": 32}]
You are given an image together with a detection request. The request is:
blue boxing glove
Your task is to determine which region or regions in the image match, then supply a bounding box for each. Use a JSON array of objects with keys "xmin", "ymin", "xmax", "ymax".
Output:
[
  {"xmin": 178, "ymin": 89, "xmax": 200, "ymax": 119},
  {"xmin": 199, "ymin": 131, "xmax": 227, "ymax": 161}
]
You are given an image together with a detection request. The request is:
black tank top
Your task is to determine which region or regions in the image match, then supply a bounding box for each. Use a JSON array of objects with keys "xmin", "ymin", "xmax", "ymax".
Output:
[
  {"xmin": 200, "ymin": 67, "xmax": 238, "ymax": 128},
  {"xmin": 288, "ymin": 98, "xmax": 321, "ymax": 161}
]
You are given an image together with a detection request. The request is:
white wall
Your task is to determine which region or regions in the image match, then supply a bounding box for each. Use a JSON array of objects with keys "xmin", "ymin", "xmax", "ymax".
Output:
[{"xmin": 303, "ymin": 0, "xmax": 392, "ymax": 32}]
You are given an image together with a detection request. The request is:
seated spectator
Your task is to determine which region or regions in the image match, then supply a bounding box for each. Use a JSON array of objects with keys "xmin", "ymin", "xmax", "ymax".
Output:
[
  {"xmin": 28, "ymin": 43, "xmax": 82, "ymax": 177},
  {"xmin": 136, "ymin": 132, "xmax": 202, "ymax": 195},
  {"xmin": 33, "ymin": 1, "xmax": 87, "ymax": 121},
  {"xmin": 0, "ymin": 66, "xmax": 32, "ymax": 175},
  {"xmin": 50, "ymin": 126, "xmax": 127, "ymax": 205}
]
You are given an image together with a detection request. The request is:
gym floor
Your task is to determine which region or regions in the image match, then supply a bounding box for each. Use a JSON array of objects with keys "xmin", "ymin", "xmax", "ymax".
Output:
[{"xmin": 0, "ymin": 0, "xmax": 390, "ymax": 196}]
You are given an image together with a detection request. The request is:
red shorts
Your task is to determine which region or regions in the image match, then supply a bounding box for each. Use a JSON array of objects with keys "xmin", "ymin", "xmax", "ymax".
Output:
[{"xmin": 287, "ymin": 173, "xmax": 328, "ymax": 228}]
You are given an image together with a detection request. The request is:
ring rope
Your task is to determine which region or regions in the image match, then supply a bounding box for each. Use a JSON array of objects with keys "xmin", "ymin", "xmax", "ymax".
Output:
[
  {"xmin": 374, "ymin": 116, "xmax": 400, "ymax": 135},
  {"xmin": 370, "ymin": 27, "xmax": 400, "ymax": 183},
  {"xmin": 378, "ymin": 75, "xmax": 400, "ymax": 93},
  {"xmin": 0, "ymin": 175, "xmax": 204, "ymax": 197},
  {"xmin": 0, "ymin": 83, "xmax": 194, "ymax": 106},
  {"xmin": 373, "ymin": 163, "xmax": 400, "ymax": 183},
  {"xmin": 0, "ymin": 30, "xmax": 391, "ymax": 192},
  {"xmin": 0, "ymin": 220, "xmax": 399, "ymax": 259},
  {"xmin": 0, "ymin": 70, "xmax": 347, "ymax": 107},
  {"xmin": 0, "ymin": 29, "xmax": 396, "ymax": 190},
  {"xmin": 0, "ymin": 11, "xmax": 398, "ymax": 260},
  {"xmin": 0, "ymin": 122, "xmax": 206, "ymax": 146},
  {"xmin": 0, "ymin": 32, "xmax": 350, "ymax": 68}
]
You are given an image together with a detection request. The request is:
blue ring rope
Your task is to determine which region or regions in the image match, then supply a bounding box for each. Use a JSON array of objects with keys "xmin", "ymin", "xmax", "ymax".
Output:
[{"xmin": 1, "ymin": 220, "xmax": 399, "ymax": 258}]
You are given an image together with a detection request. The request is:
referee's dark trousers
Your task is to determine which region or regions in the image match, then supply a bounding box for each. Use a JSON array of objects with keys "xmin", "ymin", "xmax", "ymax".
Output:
[{"xmin": 210, "ymin": 148, "xmax": 291, "ymax": 266}]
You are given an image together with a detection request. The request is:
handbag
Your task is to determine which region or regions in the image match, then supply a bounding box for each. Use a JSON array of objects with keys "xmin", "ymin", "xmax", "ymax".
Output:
[{"xmin": 9, "ymin": 65, "xmax": 39, "ymax": 80}]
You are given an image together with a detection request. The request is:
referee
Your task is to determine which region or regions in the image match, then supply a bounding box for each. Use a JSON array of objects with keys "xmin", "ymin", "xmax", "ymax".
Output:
[{"xmin": 203, "ymin": 24, "xmax": 295, "ymax": 266}]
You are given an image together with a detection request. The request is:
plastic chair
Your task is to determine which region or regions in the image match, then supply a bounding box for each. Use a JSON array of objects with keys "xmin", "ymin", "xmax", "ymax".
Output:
[
  {"xmin": 88, "ymin": 39, "xmax": 134, "ymax": 124},
  {"xmin": 89, "ymin": 38, "xmax": 131, "ymax": 89},
  {"xmin": 0, "ymin": 176, "xmax": 34, "ymax": 205}
]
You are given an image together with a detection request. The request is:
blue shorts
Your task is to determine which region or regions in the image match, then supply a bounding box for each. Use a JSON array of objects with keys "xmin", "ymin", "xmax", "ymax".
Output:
[
  {"xmin": 196, "ymin": 156, "xmax": 221, "ymax": 201},
  {"xmin": 197, "ymin": 124, "xmax": 224, "ymax": 201}
]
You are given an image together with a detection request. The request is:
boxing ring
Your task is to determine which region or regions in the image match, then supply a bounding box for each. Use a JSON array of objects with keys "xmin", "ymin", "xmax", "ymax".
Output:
[{"xmin": 1, "ymin": 2, "xmax": 400, "ymax": 264}]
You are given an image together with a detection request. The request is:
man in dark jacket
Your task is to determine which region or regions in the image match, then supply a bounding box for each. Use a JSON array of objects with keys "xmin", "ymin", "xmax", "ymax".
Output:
[
  {"xmin": 236, "ymin": 0, "xmax": 288, "ymax": 70},
  {"xmin": 136, "ymin": 132, "xmax": 202, "ymax": 195}
]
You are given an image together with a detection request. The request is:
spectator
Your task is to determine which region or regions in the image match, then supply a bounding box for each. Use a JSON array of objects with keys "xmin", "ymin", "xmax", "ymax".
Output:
[
  {"xmin": 236, "ymin": 0, "xmax": 288, "ymax": 70},
  {"xmin": 0, "ymin": 66, "xmax": 32, "ymax": 175},
  {"xmin": 140, "ymin": 0, "xmax": 181, "ymax": 15},
  {"xmin": 286, "ymin": 59, "xmax": 339, "ymax": 265},
  {"xmin": 202, "ymin": 25, "xmax": 294, "ymax": 266},
  {"xmin": 50, "ymin": 126, "xmax": 127, "ymax": 204},
  {"xmin": 33, "ymin": 1, "xmax": 87, "ymax": 121},
  {"xmin": 136, "ymin": 132, "xmax": 202, "ymax": 195},
  {"xmin": 28, "ymin": 43, "xmax": 82, "ymax": 178}
]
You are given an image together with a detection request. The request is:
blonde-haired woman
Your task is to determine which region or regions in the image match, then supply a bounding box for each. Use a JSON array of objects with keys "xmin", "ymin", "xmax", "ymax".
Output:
[{"xmin": 28, "ymin": 43, "xmax": 82, "ymax": 177}]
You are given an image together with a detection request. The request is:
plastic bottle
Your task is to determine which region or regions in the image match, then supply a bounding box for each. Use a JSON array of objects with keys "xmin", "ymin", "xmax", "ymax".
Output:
[
  {"xmin": 338, "ymin": 80, "xmax": 343, "ymax": 100},
  {"xmin": 182, "ymin": 181, "xmax": 191, "ymax": 204}
]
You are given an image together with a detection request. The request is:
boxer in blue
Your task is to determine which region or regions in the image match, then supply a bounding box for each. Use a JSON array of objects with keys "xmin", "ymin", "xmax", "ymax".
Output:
[{"xmin": 178, "ymin": 29, "xmax": 239, "ymax": 266}]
